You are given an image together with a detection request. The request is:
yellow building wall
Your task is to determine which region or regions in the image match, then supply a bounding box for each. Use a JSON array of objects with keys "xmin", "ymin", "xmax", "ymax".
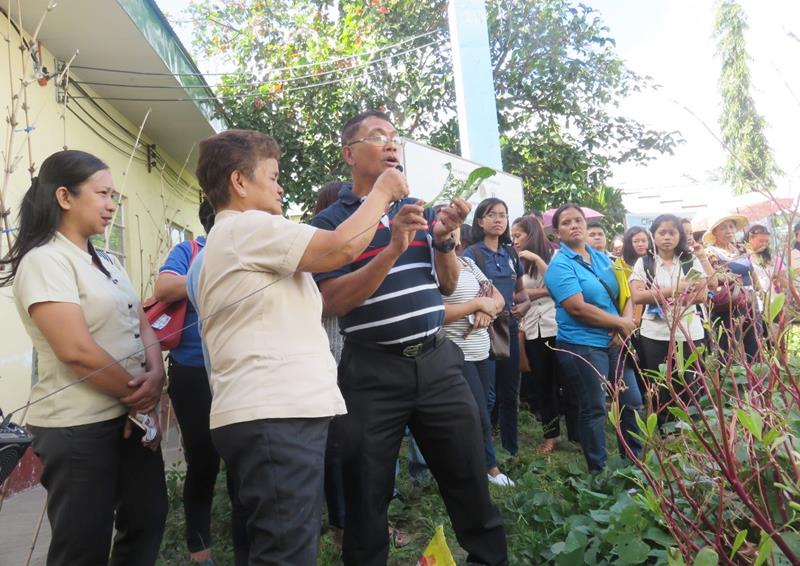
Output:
[{"xmin": 0, "ymin": 26, "xmax": 204, "ymax": 415}]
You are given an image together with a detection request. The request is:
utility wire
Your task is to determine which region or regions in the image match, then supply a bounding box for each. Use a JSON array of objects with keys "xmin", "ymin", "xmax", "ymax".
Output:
[
  {"xmin": 66, "ymin": 84, "xmax": 200, "ymax": 199},
  {"xmin": 72, "ymin": 38, "xmax": 447, "ymax": 91},
  {"xmin": 70, "ymin": 81, "xmax": 152, "ymax": 145},
  {"xmin": 67, "ymin": 106, "xmax": 198, "ymax": 202},
  {"xmin": 3, "ymin": 198, "xmax": 407, "ymax": 424},
  {"xmin": 69, "ymin": 41, "xmax": 450, "ymax": 103},
  {"xmin": 69, "ymin": 96, "xmax": 148, "ymax": 156},
  {"xmin": 67, "ymin": 106, "xmax": 149, "ymax": 163},
  {"xmin": 70, "ymin": 30, "xmax": 443, "ymax": 77}
]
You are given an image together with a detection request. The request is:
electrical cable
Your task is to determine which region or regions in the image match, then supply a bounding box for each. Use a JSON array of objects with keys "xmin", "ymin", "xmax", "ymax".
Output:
[
  {"xmin": 67, "ymin": 106, "xmax": 199, "ymax": 202},
  {"xmin": 68, "ymin": 96, "xmax": 148, "ymax": 157},
  {"xmin": 71, "ymin": 38, "xmax": 447, "ymax": 91},
  {"xmin": 69, "ymin": 41, "xmax": 450, "ymax": 103},
  {"xmin": 69, "ymin": 81, "xmax": 154, "ymax": 148},
  {"xmin": 67, "ymin": 106, "xmax": 149, "ymax": 163},
  {"xmin": 1, "ymin": 196, "xmax": 408, "ymax": 426},
  {"xmin": 70, "ymin": 30, "xmax": 442, "ymax": 77},
  {"xmin": 65, "ymin": 85, "xmax": 201, "ymax": 200}
]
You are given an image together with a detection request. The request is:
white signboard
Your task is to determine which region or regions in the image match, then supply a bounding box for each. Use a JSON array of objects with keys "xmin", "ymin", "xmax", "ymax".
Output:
[
  {"xmin": 402, "ymin": 140, "xmax": 525, "ymax": 222},
  {"xmin": 625, "ymin": 211, "xmax": 696, "ymax": 230}
]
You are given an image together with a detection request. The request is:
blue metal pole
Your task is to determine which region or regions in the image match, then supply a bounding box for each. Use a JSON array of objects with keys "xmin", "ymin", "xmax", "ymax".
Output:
[{"xmin": 447, "ymin": 0, "xmax": 503, "ymax": 169}]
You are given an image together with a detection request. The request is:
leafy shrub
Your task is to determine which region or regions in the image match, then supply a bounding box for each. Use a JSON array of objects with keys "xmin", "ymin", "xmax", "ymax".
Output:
[{"xmin": 611, "ymin": 290, "xmax": 800, "ymax": 565}]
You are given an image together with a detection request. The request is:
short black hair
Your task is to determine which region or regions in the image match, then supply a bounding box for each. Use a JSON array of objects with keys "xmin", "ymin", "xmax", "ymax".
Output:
[
  {"xmin": 340, "ymin": 110, "xmax": 392, "ymax": 147},
  {"xmin": 199, "ymin": 198, "xmax": 215, "ymax": 233},
  {"xmin": 459, "ymin": 223, "xmax": 473, "ymax": 248},
  {"xmin": 551, "ymin": 203, "xmax": 585, "ymax": 230},
  {"xmin": 586, "ymin": 220, "xmax": 605, "ymax": 232}
]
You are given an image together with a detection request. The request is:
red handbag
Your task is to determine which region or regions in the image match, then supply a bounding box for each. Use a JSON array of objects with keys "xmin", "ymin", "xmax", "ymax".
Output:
[
  {"xmin": 143, "ymin": 240, "xmax": 200, "ymax": 350},
  {"xmin": 710, "ymin": 279, "xmax": 749, "ymax": 315}
]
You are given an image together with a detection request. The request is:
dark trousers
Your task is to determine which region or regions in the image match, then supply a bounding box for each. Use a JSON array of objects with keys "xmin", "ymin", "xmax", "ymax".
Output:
[
  {"xmin": 462, "ymin": 358, "xmax": 498, "ymax": 470},
  {"xmin": 324, "ymin": 416, "xmax": 347, "ymax": 530},
  {"xmin": 334, "ymin": 338, "xmax": 507, "ymax": 566},
  {"xmin": 525, "ymin": 336, "xmax": 579, "ymax": 441},
  {"xmin": 493, "ymin": 321, "xmax": 521, "ymax": 455},
  {"xmin": 638, "ymin": 336, "xmax": 702, "ymax": 428},
  {"xmin": 713, "ymin": 307, "xmax": 759, "ymax": 361},
  {"xmin": 30, "ymin": 415, "xmax": 167, "ymax": 566},
  {"xmin": 167, "ymin": 360, "xmax": 248, "ymax": 561},
  {"xmin": 211, "ymin": 418, "xmax": 329, "ymax": 566},
  {"xmin": 555, "ymin": 343, "xmax": 643, "ymax": 471}
]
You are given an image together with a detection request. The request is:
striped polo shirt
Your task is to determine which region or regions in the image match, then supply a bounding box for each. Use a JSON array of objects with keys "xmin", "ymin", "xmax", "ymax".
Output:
[{"xmin": 311, "ymin": 184, "xmax": 444, "ymax": 345}]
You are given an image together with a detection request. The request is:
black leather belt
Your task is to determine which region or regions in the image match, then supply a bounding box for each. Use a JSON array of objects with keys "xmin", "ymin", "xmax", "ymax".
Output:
[{"xmin": 347, "ymin": 331, "xmax": 446, "ymax": 358}]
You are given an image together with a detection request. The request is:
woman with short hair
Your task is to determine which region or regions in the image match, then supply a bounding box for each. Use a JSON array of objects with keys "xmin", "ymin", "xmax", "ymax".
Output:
[{"xmin": 194, "ymin": 129, "xmax": 408, "ymax": 565}]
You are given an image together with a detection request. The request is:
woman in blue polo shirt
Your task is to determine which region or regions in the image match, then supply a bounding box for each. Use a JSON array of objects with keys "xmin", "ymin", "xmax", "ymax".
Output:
[
  {"xmin": 465, "ymin": 197, "xmax": 530, "ymax": 456},
  {"xmin": 155, "ymin": 200, "xmax": 247, "ymax": 565},
  {"xmin": 543, "ymin": 204, "xmax": 642, "ymax": 471}
]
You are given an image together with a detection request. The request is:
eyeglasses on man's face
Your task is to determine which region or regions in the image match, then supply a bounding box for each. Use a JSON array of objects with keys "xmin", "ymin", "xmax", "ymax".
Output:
[{"xmin": 348, "ymin": 134, "xmax": 403, "ymax": 147}]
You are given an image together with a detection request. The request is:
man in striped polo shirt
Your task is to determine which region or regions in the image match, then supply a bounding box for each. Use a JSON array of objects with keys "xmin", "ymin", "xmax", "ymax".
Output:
[{"xmin": 311, "ymin": 111, "xmax": 507, "ymax": 566}]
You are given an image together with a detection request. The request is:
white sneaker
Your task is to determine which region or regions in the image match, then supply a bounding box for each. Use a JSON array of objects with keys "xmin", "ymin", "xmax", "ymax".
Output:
[{"xmin": 487, "ymin": 472, "xmax": 515, "ymax": 487}]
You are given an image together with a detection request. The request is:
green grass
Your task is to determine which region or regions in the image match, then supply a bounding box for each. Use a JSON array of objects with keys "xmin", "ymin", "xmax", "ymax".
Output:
[{"xmin": 158, "ymin": 411, "xmax": 653, "ymax": 565}]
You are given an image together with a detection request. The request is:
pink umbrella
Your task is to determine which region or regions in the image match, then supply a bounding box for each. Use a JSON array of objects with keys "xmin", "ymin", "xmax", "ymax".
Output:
[
  {"xmin": 542, "ymin": 206, "xmax": 604, "ymax": 228},
  {"xmin": 729, "ymin": 192, "xmax": 796, "ymax": 221}
]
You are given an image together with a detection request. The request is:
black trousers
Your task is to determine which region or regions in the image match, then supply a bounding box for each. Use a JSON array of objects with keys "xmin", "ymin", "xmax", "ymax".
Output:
[
  {"xmin": 713, "ymin": 307, "xmax": 759, "ymax": 361},
  {"xmin": 333, "ymin": 338, "xmax": 508, "ymax": 566},
  {"xmin": 638, "ymin": 336, "xmax": 703, "ymax": 427},
  {"xmin": 30, "ymin": 415, "xmax": 167, "ymax": 566},
  {"xmin": 524, "ymin": 336, "xmax": 579, "ymax": 441},
  {"xmin": 211, "ymin": 417, "xmax": 329, "ymax": 566},
  {"xmin": 167, "ymin": 360, "xmax": 248, "ymax": 561}
]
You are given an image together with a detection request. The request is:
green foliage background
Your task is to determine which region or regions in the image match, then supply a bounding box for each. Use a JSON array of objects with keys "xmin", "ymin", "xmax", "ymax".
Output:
[
  {"xmin": 714, "ymin": 0, "xmax": 780, "ymax": 195},
  {"xmin": 183, "ymin": 0, "xmax": 681, "ymax": 231},
  {"xmin": 157, "ymin": 413, "xmax": 674, "ymax": 565}
]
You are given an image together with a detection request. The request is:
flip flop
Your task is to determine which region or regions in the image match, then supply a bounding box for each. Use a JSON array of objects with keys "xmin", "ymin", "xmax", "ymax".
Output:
[{"xmin": 389, "ymin": 526, "xmax": 411, "ymax": 548}]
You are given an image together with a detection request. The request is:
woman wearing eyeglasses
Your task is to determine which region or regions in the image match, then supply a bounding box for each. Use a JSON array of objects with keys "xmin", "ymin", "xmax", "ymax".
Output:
[{"xmin": 464, "ymin": 198, "xmax": 530, "ymax": 457}]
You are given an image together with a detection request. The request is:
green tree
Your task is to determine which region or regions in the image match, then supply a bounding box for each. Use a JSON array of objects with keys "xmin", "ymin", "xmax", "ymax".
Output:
[
  {"xmin": 714, "ymin": 0, "xmax": 780, "ymax": 194},
  {"xmin": 184, "ymin": 0, "xmax": 680, "ymax": 226}
]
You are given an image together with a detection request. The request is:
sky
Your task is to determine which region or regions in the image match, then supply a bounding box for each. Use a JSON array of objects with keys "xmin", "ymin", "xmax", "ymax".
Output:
[
  {"xmin": 589, "ymin": 0, "xmax": 800, "ymax": 213},
  {"xmin": 156, "ymin": 0, "xmax": 800, "ymax": 213}
]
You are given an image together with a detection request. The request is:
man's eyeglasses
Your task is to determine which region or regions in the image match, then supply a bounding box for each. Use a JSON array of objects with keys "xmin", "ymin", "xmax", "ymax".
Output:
[{"xmin": 348, "ymin": 134, "xmax": 403, "ymax": 147}]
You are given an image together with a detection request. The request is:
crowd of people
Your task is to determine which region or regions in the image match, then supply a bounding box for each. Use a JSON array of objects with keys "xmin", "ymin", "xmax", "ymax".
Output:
[{"xmin": 1, "ymin": 108, "xmax": 790, "ymax": 566}]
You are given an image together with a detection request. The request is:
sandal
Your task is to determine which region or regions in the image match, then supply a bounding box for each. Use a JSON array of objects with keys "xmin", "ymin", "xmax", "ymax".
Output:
[
  {"xmin": 389, "ymin": 526, "xmax": 411, "ymax": 548},
  {"xmin": 537, "ymin": 438, "xmax": 559, "ymax": 454}
]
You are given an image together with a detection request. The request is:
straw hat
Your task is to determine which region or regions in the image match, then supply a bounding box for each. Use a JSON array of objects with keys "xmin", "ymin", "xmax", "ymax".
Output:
[{"xmin": 701, "ymin": 212, "xmax": 749, "ymax": 245}]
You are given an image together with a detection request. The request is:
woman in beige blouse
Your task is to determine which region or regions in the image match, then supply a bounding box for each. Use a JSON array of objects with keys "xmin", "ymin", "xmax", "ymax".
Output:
[{"xmin": 2, "ymin": 150, "xmax": 167, "ymax": 565}]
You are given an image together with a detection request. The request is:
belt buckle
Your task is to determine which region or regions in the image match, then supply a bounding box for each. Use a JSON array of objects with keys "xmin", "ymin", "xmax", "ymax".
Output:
[{"xmin": 402, "ymin": 342, "xmax": 423, "ymax": 357}]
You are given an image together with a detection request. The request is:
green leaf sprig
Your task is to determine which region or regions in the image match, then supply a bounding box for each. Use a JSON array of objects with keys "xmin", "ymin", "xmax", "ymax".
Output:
[{"xmin": 424, "ymin": 164, "xmax": 496, "ymax": 208}]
